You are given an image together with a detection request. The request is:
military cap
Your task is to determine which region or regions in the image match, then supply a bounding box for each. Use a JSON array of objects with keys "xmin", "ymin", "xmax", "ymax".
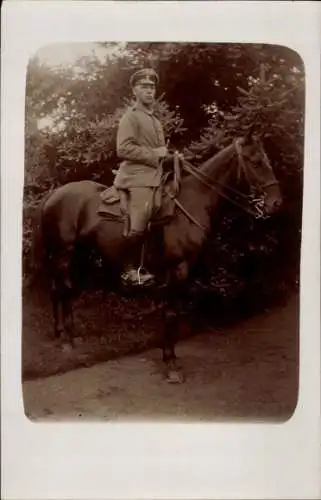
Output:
[{"xmin": 129, "ymin": 68, "xmax": 159, "ymax": 87}]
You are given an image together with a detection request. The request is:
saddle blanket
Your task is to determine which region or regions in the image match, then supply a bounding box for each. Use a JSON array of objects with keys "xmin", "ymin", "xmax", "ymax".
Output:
[{"xmin": 97, "ymin": 185, "xmax": 176, "ymax": 227}]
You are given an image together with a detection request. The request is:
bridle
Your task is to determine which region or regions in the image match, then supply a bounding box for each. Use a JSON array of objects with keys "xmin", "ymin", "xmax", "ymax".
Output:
[{"xmin": 167, "ymin": 138, "xmax": 280, "ymax": 232}]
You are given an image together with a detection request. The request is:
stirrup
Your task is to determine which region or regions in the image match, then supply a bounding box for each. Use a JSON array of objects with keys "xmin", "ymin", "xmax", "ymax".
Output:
[
  {"xmin": 121, "ymin": 267, "xmax": 155, "ymax": 287},
  {"xmin": 137, "ymin": 266, "xmax": 155, "ymax": 286}
]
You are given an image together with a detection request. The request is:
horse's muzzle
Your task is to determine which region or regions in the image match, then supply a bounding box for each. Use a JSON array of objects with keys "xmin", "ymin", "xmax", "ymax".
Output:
[{"xmin": 265, "ymin": 197, "xmax": 283, "ymax": 215}]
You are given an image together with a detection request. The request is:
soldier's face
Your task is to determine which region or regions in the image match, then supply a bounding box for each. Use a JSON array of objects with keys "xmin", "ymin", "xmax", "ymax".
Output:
[{"xmin": 133, "ymin": 82, "xmax": 156, "ymax": 106}]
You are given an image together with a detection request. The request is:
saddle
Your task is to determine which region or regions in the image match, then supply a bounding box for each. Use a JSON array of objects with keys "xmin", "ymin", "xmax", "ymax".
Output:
[{"xmin": 97, "ymin": 179, "xmax": 177, "ymax": 236}]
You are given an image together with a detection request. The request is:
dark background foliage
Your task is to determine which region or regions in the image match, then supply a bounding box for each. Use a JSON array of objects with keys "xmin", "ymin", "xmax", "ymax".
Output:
[{"xmin": 24, "ymin": 42, "xmax": 304, "ymax": 319}]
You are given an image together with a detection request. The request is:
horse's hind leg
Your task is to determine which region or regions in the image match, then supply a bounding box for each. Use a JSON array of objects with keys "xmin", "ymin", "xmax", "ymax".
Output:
[
  {"xmin": 51, "ymin": 279, "xmax": 64, "ymax": 339},
  {"xmin": 163, "ymin": 306, "xmax": 180, "ymax": 375},
  {"xmin": 61, "ymin": 283, "xmax": 75, "ymax": 347},
  {"xmin": 51, "ymin": 245, "xmax": 76, "ymax": 347}
]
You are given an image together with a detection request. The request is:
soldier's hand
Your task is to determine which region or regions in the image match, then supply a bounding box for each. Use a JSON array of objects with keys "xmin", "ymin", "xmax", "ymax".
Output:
[{"xmin": 154, "ymin": 146, "xmax": 168, "ymax": 159}]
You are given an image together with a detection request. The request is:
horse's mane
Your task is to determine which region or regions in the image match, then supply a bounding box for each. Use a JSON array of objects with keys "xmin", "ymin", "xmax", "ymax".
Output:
[
  {"xmin": 177, "ymin": 140, "xmax": 238, "ymax": 194},
  {"xmin": 198, "ymin": 141, "xmax": 235, "ymax": 176}
]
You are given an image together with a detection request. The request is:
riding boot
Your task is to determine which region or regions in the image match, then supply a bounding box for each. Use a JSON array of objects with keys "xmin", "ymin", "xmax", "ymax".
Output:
[{"xmin": 121, "ymin": 231, "xmax": 155, "ymax": 287}]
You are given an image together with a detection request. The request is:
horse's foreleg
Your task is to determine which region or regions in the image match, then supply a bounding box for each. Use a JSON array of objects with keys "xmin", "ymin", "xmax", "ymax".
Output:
[
  {"xmin": 162, "ymin": 283, "xmax": 185, "ymax": 384},
  {"xmin": 163, "ymin": 307, "xmax": 178, "ymax": 362},
  {"xmin": 162, "ymin": 262, "xmax": 190, "ymax": 383},
  {"xmin": 163, "ymin": 309, "xmax": 184, "ymax": 383}
]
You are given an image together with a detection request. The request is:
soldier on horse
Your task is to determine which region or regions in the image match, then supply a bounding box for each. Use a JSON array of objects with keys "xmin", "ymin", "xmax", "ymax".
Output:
[
  {"xmin": 113, "ymin": 68, "xmax": 171, "ymax": 287},
  {"xmin": 30, "ymin": 66, "xmax": 282, "ymax": 382}
]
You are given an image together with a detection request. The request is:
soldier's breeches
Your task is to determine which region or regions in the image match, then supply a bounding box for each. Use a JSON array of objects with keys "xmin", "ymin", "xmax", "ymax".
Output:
[{"xmin": 128, "ymin": 187, "xmax": 155, "ymax": 234}]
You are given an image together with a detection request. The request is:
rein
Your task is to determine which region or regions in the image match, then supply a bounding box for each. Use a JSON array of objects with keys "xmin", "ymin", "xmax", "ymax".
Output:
[{"xmin": 181, "ymin": 158, "xmax": 261, "ymax": 218}]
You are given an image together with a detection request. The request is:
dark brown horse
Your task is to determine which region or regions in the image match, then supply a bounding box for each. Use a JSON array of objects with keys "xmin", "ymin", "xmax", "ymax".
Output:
[{"xmin": 30, "ymin": 131, "xmax": 282, "ymax": 383}]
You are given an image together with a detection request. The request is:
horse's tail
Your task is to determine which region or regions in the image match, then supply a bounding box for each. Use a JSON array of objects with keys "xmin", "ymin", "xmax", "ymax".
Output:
[{"xmin": 27, "ymin": 191, "xmax": 52, "ymax": 285}]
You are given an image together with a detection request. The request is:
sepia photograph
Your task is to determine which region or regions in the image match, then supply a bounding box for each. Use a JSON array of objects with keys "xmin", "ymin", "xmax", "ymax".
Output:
[
  {"xmin": 2, "ymin": 2, "xmax": 320, "ymax": 499},
  {"xmin": 21, "ymin": 41, "xmax": 303, "ymax": 422}
]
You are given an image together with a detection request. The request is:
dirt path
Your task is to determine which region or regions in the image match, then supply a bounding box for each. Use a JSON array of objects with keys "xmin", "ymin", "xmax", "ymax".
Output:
[{"xmin": 23, "ymin": 293, "xmax": 299, "ymax": 422}]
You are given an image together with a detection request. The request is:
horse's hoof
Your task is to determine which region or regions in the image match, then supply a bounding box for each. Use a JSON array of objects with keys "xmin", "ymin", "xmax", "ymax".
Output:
[{"xmin": 166, "ymin": 369, "xmax": 185, "ymax": 384}]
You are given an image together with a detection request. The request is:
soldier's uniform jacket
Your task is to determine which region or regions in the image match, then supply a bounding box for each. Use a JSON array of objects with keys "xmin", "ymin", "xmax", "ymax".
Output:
[{"xmin": 113, "ymin": 102, "xmax": 166, "ymax": 189}]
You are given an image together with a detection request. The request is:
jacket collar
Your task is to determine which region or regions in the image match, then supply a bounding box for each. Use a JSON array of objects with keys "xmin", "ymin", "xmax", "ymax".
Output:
[{"xmin": 132, "ymin": 101, "xmax": 155, "ymax": 116}]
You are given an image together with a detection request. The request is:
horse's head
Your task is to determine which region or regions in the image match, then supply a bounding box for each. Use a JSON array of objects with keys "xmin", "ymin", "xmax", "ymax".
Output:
[{"xmin": 234, "ymin": 129, "xmax": 283, "ymax": 216}]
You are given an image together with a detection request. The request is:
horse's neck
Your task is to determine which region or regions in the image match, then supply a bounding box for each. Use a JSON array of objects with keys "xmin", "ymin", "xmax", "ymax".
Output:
[
  {"xmin": 177, "ymin": 143, "xmax": 237, "ymax": 215},
  {"xmin": 198, "ymin": 142, "xmax": 236, "ymax": 184}
]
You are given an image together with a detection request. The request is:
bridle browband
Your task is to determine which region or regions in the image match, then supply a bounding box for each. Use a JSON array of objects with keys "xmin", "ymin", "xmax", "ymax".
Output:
[{"xmin": 167, "ymin": 138, "xmax": 279, "ymax": 231}]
